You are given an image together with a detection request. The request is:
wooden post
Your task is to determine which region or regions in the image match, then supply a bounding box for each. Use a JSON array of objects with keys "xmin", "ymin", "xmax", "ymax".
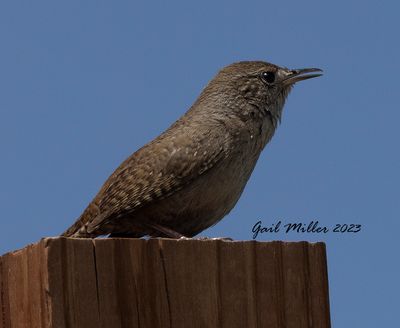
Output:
[{"xmin": 0, "ymin": 238, "xmax": 331, "ymax": 328}]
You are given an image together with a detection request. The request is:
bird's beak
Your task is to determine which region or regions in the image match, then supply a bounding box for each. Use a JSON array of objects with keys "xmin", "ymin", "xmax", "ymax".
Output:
[{"xmin": 281, "ymin": 68, "xmax": 323, "ymax": 86}]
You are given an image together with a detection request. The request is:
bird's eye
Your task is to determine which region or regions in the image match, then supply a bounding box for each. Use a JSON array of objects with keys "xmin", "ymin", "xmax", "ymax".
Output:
[{"xmin": 261, "ymin": 71, "xmax": 276, "ymax": 84}]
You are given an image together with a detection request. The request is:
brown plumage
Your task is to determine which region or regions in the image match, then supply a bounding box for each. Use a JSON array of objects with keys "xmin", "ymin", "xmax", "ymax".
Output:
[{"xmin": 62, "ymin": 61, "xmax": 322, "ymax": 238}]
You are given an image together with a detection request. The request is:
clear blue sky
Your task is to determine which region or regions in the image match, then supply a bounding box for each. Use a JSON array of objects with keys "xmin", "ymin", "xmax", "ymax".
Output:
[{"xmin": 1, "ymin": 1, "xmax": 398, "ymax": 326}]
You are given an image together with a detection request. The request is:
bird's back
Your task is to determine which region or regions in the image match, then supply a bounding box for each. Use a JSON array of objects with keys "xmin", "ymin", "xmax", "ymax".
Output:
[{"xmin": 62, "ymin": 110, "xmax": 262, "ymax": 238}]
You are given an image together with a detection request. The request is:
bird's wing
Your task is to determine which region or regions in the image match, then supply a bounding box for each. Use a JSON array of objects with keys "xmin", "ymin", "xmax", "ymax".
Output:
[{"xmin": 86, "ymin": 125, "xmax": 231, "ymax": 232}]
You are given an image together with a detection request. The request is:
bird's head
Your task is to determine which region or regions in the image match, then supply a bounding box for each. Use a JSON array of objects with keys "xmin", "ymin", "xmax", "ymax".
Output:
[{"xmin": 197, "ymin": 61, "xmax": 322, "ymax": 127}]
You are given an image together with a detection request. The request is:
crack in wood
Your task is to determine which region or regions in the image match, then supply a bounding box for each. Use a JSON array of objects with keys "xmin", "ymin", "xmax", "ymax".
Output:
[
  {"xmin": 0, "ymin": 239, "xmax": 331, "ymax": 328},
  {"xmin": 158, "ymin": 240, "xmax": 173, "ymax": 328}
]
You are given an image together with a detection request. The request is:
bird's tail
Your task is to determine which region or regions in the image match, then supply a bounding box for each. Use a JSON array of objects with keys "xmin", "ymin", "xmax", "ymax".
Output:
[
  {"xmin": 61, "ymin": 218, "xmax": 91, "ymax": 238},
  {"xmin": 61, "ymin": 203, "xmax": 99, "ymax": 238}
]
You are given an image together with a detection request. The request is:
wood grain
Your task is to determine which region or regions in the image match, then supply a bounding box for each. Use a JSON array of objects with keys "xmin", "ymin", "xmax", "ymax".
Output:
[{"xmin": 0, "ymin": 238, "xmax": 331, "ymax": 328}]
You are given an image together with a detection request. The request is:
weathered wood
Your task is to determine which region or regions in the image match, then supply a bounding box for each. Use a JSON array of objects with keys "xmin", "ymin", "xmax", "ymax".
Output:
[{"xmin": 0, "ymin": 238, "xmax": 331, "ymax": 328}]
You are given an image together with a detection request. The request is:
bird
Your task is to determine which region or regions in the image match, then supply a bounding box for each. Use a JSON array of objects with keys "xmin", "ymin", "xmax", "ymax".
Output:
[{"xmin": 62, "ymin": 61, "xmax": 322, "ymax": 239}]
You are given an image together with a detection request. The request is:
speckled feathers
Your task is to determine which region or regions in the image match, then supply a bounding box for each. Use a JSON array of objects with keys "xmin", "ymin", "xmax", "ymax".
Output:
[{"xmin": 62, "ymin": 61, "xmax": 321, "ymax": 238}]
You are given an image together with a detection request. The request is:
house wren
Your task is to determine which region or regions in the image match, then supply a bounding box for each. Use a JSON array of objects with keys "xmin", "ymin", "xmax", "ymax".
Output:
[{"xmin": 62, "ymin": 61, "xmax": 322, "ymax": 238}]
